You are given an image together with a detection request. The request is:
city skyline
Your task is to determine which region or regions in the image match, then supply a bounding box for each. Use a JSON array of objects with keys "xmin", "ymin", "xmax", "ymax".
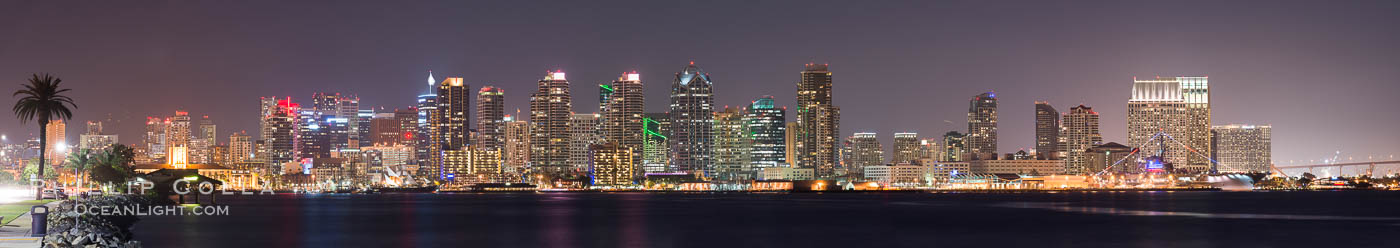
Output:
[{"xmin": 2, "ymin": 1, "xmax": 1399, "ymax": 165}]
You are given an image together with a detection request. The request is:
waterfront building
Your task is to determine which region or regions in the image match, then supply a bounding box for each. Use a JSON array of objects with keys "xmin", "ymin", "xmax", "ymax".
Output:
[
  {"xmin": 795, "ymin": 63, "xmax": 841, "ymax": 178},
  {"xmin": 641, "ymin": 113, "xmax": 669, "ymax": 174},
  {"xmin": 1211, "ymin": 124, "xmax": 1272, "ymax": 173},
  {"xmin": 669, "ymin": 63, "xmax": 715, "ymax": 176},
  {"xmin": 942, "ymin": 131, "xmax": 966, "ymax": 162},
  {"xmin": 1060, "ymin": 105, "xmax": 1102, "ymax": 175},
  {"xmin": 436, "ymin": 77, "xmax": 471, "ymax": 151},
  {"xmin": 440, "ymin": 145, "xmax": 503, "ymax": 181},
  {"xmin": 892, "ymin": 133, "xmax": 919, "ymax": 164},
  {"xmin": 863, "ymin": 163, "xmax": 935, "ymax": 186},
  {"xmin": 530, "ymin": 71, "xmax": 573, "ymax": 171},
  {"xmin": 745, "ymin": 96, "xmax": 786, "ymax": 171},
  {"xmin": 966, "ymin": 92, "xmax": 998, "ymax": 160},
  {"xmin": 568, "ymin": 113, "xmax": 602, "ymax": 170},
  {"xmin": 916, "ymin": 159, "xmax": 971, "ymax": 181},
  {"xmin": 848, "ymin": 133, "xmax": 883, "ymax": 176},
  {"xmin": 589, "ymin": 142, "xmax": 635, "ymax": 186},
  {"xmin": 477, "ymin": 86, "xmax": 505, "ymax": 151},
  {"xmin": 1034, "ymin": 101, "xmax": 1060, "ymax": 159},
  {"xmin": 968, "ymin": 159, "xmax": 1065, "ymax": 175},
  {"xmin": 713, "ymin": 106, "xmax": 750, "ymax": 180},
  {"xmin": 602, "ymin": 72, "xmax": 645, "ymax": 170},
  {"xmin": 502, "ymin": 115, "xmax": 530, "ymax": 172},
  {"xmin": 1086, "ymin": 142, "xmax": 1135, "ymax": 174},
  {"xmin": 758, "ymin": 167, "xmax": 814, "ymax": 180},
  {"xmin": 1128, "ymin": 76, "xmax": 1212, "ymax": 172}
]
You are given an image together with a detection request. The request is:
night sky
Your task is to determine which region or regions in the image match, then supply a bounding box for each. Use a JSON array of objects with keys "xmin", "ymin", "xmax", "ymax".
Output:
[{"xmin": 2, "ymin": 0, "xmax": 1397, "ymax": 165}]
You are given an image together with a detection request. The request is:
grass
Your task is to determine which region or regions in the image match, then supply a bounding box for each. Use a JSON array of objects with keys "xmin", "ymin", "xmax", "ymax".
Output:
[{"xmin": 0, "ymin": 200, "xmax": 56, "ymax": 226}]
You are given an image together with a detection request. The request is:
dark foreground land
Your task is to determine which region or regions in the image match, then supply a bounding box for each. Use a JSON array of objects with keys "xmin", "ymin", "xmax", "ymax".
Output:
[{"xmin": 133, "ymin": 191, "xmax": 1400, "ymax": 248}]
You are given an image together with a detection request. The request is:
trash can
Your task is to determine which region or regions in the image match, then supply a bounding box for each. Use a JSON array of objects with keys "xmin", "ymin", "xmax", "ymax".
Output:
[{"xmin": 30, "ymin": 206, "xmax": 47, "ymax": 237}]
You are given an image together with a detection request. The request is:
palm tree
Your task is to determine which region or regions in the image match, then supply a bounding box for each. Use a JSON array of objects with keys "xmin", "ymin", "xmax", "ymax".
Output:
[
  {"xmin": 12, "ymin": 73, "xmax": 76, "ymax": 199},
  {"xmin": 64, "ymin": 148, "xmax": 94, "ymax": 188}
]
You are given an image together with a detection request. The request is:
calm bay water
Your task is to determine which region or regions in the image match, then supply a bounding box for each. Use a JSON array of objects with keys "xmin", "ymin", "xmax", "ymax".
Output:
[{"xmin": 132, "ymin": 191, "xmax": 1400, "ymax": 247}]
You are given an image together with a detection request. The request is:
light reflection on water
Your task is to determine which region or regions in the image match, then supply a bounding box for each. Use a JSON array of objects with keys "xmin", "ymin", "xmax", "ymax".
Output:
[{"xmin": 995, "ymin": 202, "xmax": 1400, "ymax": 221}]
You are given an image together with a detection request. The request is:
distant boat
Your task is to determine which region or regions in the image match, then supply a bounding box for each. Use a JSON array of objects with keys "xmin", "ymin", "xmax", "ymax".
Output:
[{"xmin": 374, "ymin": 185, "xmax": 439, "ymax": 193}]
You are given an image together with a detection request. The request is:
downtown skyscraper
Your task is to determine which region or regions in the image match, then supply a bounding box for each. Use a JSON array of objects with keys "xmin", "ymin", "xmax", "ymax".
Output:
[
  {"xmin": 967, "ymin": 92, "xmax": 998, "ymax": 160},
  {"xmin": 1034, "ymin": 101, "xmax": 1060, "ymax": 159},
  {"xmin": 744, "ymin": 96, "xmax": 786, "ymax": 169},
  {"xmin": 601, "ymin": 72, "xmax": 645, "ymax": 172},
  {"xmin": 530, "ymin": 71, "xmax": 573, "ymax": 171},
  {"xmin": 259, "ymin": 96, "xmax": 299, "ymax": 167},
  {"xmin": 476, "ymin": 86, "xmax": 505, "ymax": 151},
  {"xmin": 1061, "ymin": 105, "xmax": 1102, "ymax": 174},
  {"xmin": 1211, "ymin": 124, "xmax": 1271, "ymax": 173},
  {"xmin": 435, "ymin": 77, "xmax": 471, "ymax": 151},
  {"xmin": 712, "ymin": 106, "xmax": 749, "ymax": 180},
  {"xmin": 847, "ymin": 132, "xmax": 883, "ymax": 175},
  {"xmin": 416, "ymin": 72, "xmax": 439, "ymax": 177},
  {"xmin": 1128, "ymin": 76, "xmax": 1212, "ymax": 172},
  {"xmin": 669, "ymin": 63, "xmax": 714, "ymax": 176},
  {"xmin": 892, "ymin": 132, "xmax": 919, "ymax": 164},
  {"xmin": 795, "ymin": 63, "xmax": 840, "ymax": 178}
]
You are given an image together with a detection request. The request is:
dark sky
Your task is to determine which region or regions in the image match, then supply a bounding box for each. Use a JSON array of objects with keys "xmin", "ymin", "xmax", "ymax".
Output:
[{"xmin": 2, "ymin": 0, "xmax": 1398, "ymax": 165}]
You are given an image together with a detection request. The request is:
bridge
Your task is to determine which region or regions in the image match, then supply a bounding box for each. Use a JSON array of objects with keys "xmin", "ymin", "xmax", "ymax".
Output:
[{"xmin": 1274, "ymin": 161, "xmax": 1400, "ymax": 178}]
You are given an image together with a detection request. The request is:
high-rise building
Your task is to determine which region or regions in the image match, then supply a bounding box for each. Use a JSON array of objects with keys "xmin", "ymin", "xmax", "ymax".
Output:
[
  {"xmin": 918, "ymin": 138, "xmax": 943, "ymax": 162},
  {"xmin": 144, "ymin": 117, "xmax": 169, "ymax": 162},
  {"xmin": 370, "ymin": 116, "xmax": 403, "ymax": 146},
  {"xmin": 230, "ymin": 131, "xmax": 253, "ymax": 165},
  {"xmin": 668, "ymin": 63, "xmax": 715, "ymax": 176},
  {"xmin": 848, "ymin": 133, "xmax": 883, "ymax": 176},
  {"xmin": 167, "ymin": 111, "xmax": 191, "ymax": 151},
  {"xmin": 436, "ymin": 77, "xmax": 471, "ymax": 151},
  {"xmin": 966, "ymin": 92, "xmax": 998, "ymax": 160},
  {"xmin": 943, "ymin": 131, "xmax": 966, "ymax": 162},
  {"xmin": 192, "ymin": 115, "xmax": 216, "ymax": 164},
  {"xmin": 502, "ymin": 114, "xmax": 530, "ymax": 172},
  {"xmin": 261, "ymin": 98, "xmax": 300, "ymax": 167},
  {"xmin": 1128, "ymin": 76, "xmax": 1211, "ymax": 172},
  {"xmin": 356, "ymin": 109, "xmax": 373, "ymax": 148},
  {"xmin": 602, "ymin": 72, "xmax": 645, "ymax": 171},
  {"xmin": 712, "ymin": 106, "xmax": 750, "ymax": 180},
  {"xmin": 589, "ymin": 142, "xmax": 635, "ymax": 186},
  {"xmin": 440, "ymin": 145, "xmax": 502, "ymax": 181},
  {"xmin": 416, "ymin": 71, "xmax": 439, "ymax": 178},
  {"xmin": 795, "ymin": 63, "xmax": 841, "ymax": 178},
  {"xmin": 1211, "ymin": 124, "xmax": 1271, "ymax": 173},
  {"xmin": 85, "ymin": 121, "xmax": 102, "ymax": 135},
  {"xmin": 1060, "ymin": 105, "xmax": 1102, "ymax": 175},
  {"xmin": 785, "ymin": 122, "xmax": 798, "ymax": 166},
  {"xmin": 568, "ymin": 113, "xmax": 602, "ymax": 170},
  {"xmin": 44, "ymin": 120, "xmax": 66, "ymax": 165},
  {"xmin": 641, "ymin": 113, "xmax": 669, "ymax": 174},
  {"xmin": 1034, "ymin": 101, "xmax": 1060, "ymax": 159},
  {"xmin": 476, "ymin": 86, "xmax": 505, "ymax": 151},
  {"xmin": 892, "ymin": 133, "xmax": 920, "ymax": 164},
  {"xmin": 79, "ymin": 119, "xmax": 116, "ymax": 150},
  {"xmin": 745, "ymin": 96, "xmax": 786, "ymax": 170},
  {"xmin": 530, "ymin": 71, "xmax": 573, "ymax": 171}
]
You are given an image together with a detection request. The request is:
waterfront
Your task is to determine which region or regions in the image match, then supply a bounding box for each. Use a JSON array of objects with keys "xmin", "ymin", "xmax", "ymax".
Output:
[{"xmin": 132, "ymin": 191, "xmax": 1400, "ymax": 247}]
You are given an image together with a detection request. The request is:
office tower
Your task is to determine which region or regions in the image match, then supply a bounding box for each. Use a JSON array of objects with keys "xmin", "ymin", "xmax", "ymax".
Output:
[
  {"xmin": 168, "ymin": 111, "xmax": 191, "ymax": 151},
  {"xmin": 589, "ymin": 142, "xmax": 635, "ymax": 186},
  {"xmin": 1060, "ymin": 105, "xmax": 1102, "ymax": 174},
  {"xmin": 568, "ymin": 113, "xmax": 602, "ymax": 169},
  {"xmin": 230, "ymin": 131, "xmax": 253, "ymax": 165},
  {"xmin": 1211, "ymin": 124, "xmax": 1272, "ymax": 173},
  {"xmin": 1034, "ymin": 101, "xmax": 1060, "ymax": 159},
  {"xmin": 1087, "ymin": 142, "xmax": 1135, "ymax": 174},
  {"xmin": 530, "ymin": 71, "xmax": 573, "ymax": 171},
  {"xmin": 712, "ymin": 106, "xmax": 750, "ymax": 180},
  {"xmin": 1128, "ymin": 76, "xmax": 1212, "ymax": 172},
  {"xmin": 261, "ymin": 97, "xmax": 299, "ymax": 166},
  {"xmin": 641, "ymin": 113, "xmax": 669, "ymax": 174},
  {"xmin": 476, "ymin": 86, "xmax": 505, "ymax": 151},
  {"xmin": 188, "ymin": 115, "xmax": 216, "ymax": 164},
  {"xmin": 848, "ymin": 133, "xmax": 882, "ymax": 176},
  {"xmin": 966, "ymin": 92, "xmax": 998, "ymax": 160},
  {"xmin": 44, "ymin": 120, "xmax": 66, "ymax": 165},
  {"xmin": 370, "ymin": 115, "xmax": 404, "ymax": 146},
  {"xmin": 602, "ymin": 72, "xmax": 645, "ymax": 168},
  {"xmin": 785, "ymin": 122, "xmax": 797, "ymax": 165},
  {"xmin": 669, "ymin": 63, "xmax": 715, "ymax": 176},
  {"xmin": 795, "ymin": 63, "xmax": 840, "ymax": 178},
  {"xmin": 298, "ymin": 111, "xmax": 330, "ymax": 159},
  {"xmin": 85, "ymin": 121, "xmax": 102, "ymax": 135},
  {"xmin": 416, "ymin": 71, "xmax": 439, "ymax": 178},
  {"xmin": 144, "ymin": 117, "xmax": 169, "ymax": 162},
  {"xmin": 891, "ymin": 133, "xmax": 920, "ymax": 164},
  {"xmin": 356, "ymin": 109, "xmax": 373, "ymax": 148},
  {"xmin": 943, "ymin": 131, "xmax": 966, "ymax": 162},
  {"xmin": 436, "ymin": 77, "xmax": 470, "ymax": 151},
  {"xmin": 918, "ymin": 138, "xmax": 943, "ymax": 161},
  {"xmin": 502, "ymin": 114, "xmax": 530, "ymax": 171},
  {"xmin": 745, "ymin": 96, "xmax": 786, "ymax": 170}
]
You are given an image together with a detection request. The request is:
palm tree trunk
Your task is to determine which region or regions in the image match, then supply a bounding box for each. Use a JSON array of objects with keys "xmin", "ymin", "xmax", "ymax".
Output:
[{"xmin": 36, "ymin": 120, "xmax": 47, "ymax": 200}]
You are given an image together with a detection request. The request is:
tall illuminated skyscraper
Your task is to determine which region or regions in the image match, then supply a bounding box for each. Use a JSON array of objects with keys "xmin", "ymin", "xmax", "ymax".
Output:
[
  {"xmin": 568, "ymin": 113, "xmax": 601, "ymax": 170},
  {"xmin": 530, "ymin": 71, "xmax": 573, "ymax": 171},
  {"xmin": 1128, "ymin": 76, "xmax": 1211, "ymax": 172},
  {"xmin": 966, "ymin": 92, "xmax": 998, "ymax": 160},
  {"xmin": 260, "ymin": 97, "xmax": 299, "ymax": 167},
  {"xmin": 168, "ymin": 111, "xmax": 191, "ymax": 152},
  {"xmin": 1060, "ymin": 105, "xmax": 1102, "ymax": 174},
  {"xmin": 1034, "ymin": 101, "xmax": 1060, "ymax": 159},
  {"xmin": 436, "ymin": 77, "xmax": 470, "ymax": 151},
  {"xmin": 712, "ymin": 106, "xmax": 749, "ymax": 180},
  {"xmin": 416, "ymin": 71, "xmax": 439, "ymax": 177},
  {"xmin": 745, "ymin": 96, "xmax": 786, "ymax": 170},
  {"xmin": 641, "ymin": 113, "xmax": 669, "ymax": 174},
  {"xmin": 848, "ymin": 132, "xmax": 882, "ymax": 175},
  {"xmin": 476, "ymin": 86, "xmax": 505, "ymax": 151},
  {"xmin": 44, "ymin": 120, "xmax": 66, "ymax": 165},
  {"xmin": 229, "ymin": 131, "xmax": 253, "ymax": 165},
  {"xmin": 892, "ymin": 133, "xmax": 919, "ymax": 164},
  {"xmin": 1211, "ymin": 124, "xmax": 1271, "ymax": 173},
  {"xmin": 602, "ymin": 72, "xmax": 645, "ymax": 171},
  {"xmin": 668, "ymin": 63, "xmax": 714, "ymax": 176},
  {"xmin": 502, "ymin": 114, "xmax": 530, "ymax": 172},
  {"xmin": 795, "ymin": 63, "xmax": 840, "ymax": 178},
  {"xmin": 943, "ymin": 131, "xmax": 965, "ymax": 162}
]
